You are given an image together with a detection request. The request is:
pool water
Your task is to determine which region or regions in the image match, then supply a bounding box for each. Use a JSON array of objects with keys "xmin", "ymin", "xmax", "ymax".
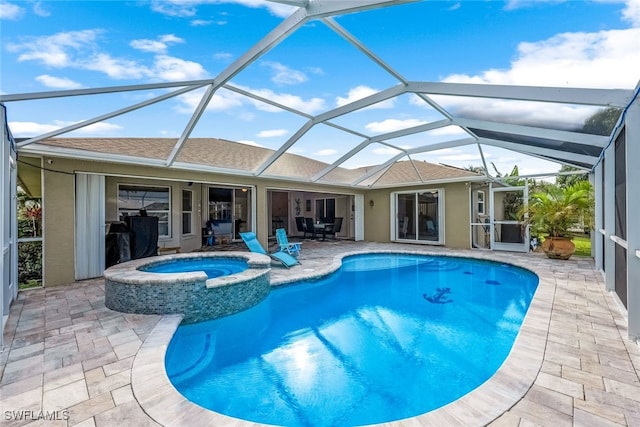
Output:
[
  {"xmin": 141, "ymin": 258, "xmax": 248, "ymax": 279},
  {"xmin": 165, "ymin": 254, "xmax": 538, "ymax": 426}
]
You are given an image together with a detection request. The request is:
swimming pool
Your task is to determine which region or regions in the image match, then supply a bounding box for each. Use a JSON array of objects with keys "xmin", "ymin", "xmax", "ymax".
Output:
[
  {"xmin": 165, "ymin": 253, "xmax": 538, "ymax": 426},
  {"xmin": 140, "ymin": 257, "xmax": 248, "ymax": 278}
]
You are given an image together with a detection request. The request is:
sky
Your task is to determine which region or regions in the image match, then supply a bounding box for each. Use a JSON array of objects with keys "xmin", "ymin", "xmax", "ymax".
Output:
[{"xmin": 1, "ymin": 0, "xmax": 639, "ymax": 178}]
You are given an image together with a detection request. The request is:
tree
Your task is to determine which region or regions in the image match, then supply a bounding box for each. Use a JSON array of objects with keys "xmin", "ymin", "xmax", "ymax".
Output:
[
  {"xmin": 582, "ymin": 107, "xmax": 620, "ymax": 136},
  {"xmin": 522, "ymin": 181, "xmax": 594, "ymax": 238},
  {"xmin": 556, "ymin": 165, "xmax": 588, "ymax": 189},
  {"xmin": 17, "ymin": 189, "xmax": 42, "ymax": 238}
]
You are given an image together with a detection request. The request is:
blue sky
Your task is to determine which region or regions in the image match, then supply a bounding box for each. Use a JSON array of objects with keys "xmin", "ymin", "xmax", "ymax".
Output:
[{"xmin": 1, "ymin": 0, "xmax": 639, "ymax": 176}]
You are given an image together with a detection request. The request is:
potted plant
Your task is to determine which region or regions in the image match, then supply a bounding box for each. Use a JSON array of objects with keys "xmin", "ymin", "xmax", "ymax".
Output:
[{"xmin": 520, "ymin": 181, "xmax": 593, "ymax": 260}]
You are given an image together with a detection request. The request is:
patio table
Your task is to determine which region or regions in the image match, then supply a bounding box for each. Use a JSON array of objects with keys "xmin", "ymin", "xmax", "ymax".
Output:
[{"xmin": 313, "ymin": 222, "xmax": 333, "ymax": 240}]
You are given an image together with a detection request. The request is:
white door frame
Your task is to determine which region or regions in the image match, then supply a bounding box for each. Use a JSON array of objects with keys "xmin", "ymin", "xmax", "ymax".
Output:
[{"xmin": 1, "ymin": 104, "xmax": 18, "ymax": 347}]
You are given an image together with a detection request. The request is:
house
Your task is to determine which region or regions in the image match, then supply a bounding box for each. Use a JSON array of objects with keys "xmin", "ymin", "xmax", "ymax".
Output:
[
  {"xmin": 16, "ymin": 137, "xmax": 493, "ymax": 286},
  {"xmin": 1, "ymin": 0, "xmax": 638, "ymax": 347}
]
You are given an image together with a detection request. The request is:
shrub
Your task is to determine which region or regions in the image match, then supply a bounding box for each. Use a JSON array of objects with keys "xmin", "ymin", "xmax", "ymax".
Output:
[{"xmin": 18, "ymin": 241, "xmax": 42, "ymax": 286}]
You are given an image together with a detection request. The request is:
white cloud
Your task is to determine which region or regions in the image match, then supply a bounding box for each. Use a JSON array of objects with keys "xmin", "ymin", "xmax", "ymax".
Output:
[
  {"xmin": 176, "ymin": 85, "xmax": 325, "ymax": 115},
  {"xmin": 80, "ymin": 53, "xmax": 151, "ymax": 79},
  {"xmin": 35, "ymin": 74, "xmax": 83, "ymax": 89},
  {"xmin": 175, "ymin": 87, "xmax": 244, "ymax": 114},
  {"xmin": 214, "ymin": 52, "xmax": 234, "ymax": 62},
  {"xmin": 365, "ymin": 118, "xmax": 428, "ymax": 134},
  {"xmin": 243, "ymin": 86, "xmax": 326, "ymax": 114},
  {"xmin": 152, "ymin": 55, "xmax": 208, "ymax": 81},
  {"xmin": 150, "ymin": 0, "xmax": 197, "ymax": 17},
  {"xmin": 32, "ymin": 2, "xmax": 50, "ymax": 17},
  {"xmin": 336, "ymin": 85, "xmax": 395, "ymax": 109},
  {"xmin": 7, "ymin": 29, "xmax": 101, "ymax": 67},
  {"xmin": 7, "ymin": 30, "xmax": 207, "ymax": 82},
  {"xmin": 314, "ymin": 148, "xmax": 337, "ymax": 156},
  {"xmin": 191, "ymin": 19, "xmax": 227, "ymax": 26},
  {"xmin": 436, "ymin": 152, "xmax": 483, "ymax": 162},
  {"xmin": 257, "ymin": 129, "xmax": 288, "ymax": 138},
  {"xmin": 131, "ymin": 39, "xmax": 168, "ymax": 54},
  {"xmin": 437, "ymin": 23, "xmax": 640, "ymax": 129},
  {"xmin": 237, "ymin": 139, "xmax": 263, "ymax": 147},
  {"xmin": 149, "ymin": 0, "xmax": 295, "ymax": 18},
  {"xmin": 9, "ymin": 120, "xmax": 123, "ymax": 137},
  {"xmin": 305, "ymin": 66, "xmax": 324, "ymax": 76},
  {"xmin": 444, "ymin": 28, "xmax": 640, "ymax": 89},
  {"xmin": 371, "ymin": 146, "xmax": 404, "ymax": 155},
  {"xmin": 620, "ymin": 0, "xmax": 640, "ymax": 26},
  {"xmin": 262, "ymin": 61, "xmax": 307, "ymax": 85},
  {"xmin": 130, "ymin": 34, "xmax": 184, "ymax": 54},
  {"xmin": 0, "ymin": 2, "xmax": 23, "ymax": 19}
]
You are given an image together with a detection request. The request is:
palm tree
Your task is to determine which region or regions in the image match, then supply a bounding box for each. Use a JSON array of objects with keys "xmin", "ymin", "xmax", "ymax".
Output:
[
  {"xmin": 525, "ymin": 181, "xmax": 593, "ymax": 237},
  {"xmin": 520, "ymin": 181, "xmax": 593, "ymax": 259}
]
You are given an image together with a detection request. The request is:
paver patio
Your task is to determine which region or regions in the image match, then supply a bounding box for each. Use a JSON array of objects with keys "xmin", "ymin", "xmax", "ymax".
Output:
[{"xmin": 2, "ymin": 241, "xmax": 639, "ymax": 426}]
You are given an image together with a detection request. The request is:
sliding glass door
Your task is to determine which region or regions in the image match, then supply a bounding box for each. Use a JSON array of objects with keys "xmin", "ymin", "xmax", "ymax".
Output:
[
  {"xmin": 314, "ymin": 198, "xmax": 336, "ymax": 222},
  {"xmin": 207, "ymin": 186, "xmax": 252, "ymax": 240},
  {"xmin": 394, "ymin": 189, "xmax": 443, "ymax": 244}
]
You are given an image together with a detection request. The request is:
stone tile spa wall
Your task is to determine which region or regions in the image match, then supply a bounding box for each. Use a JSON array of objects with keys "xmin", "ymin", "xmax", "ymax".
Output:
[{"xmin": 104, "ymin": 252, "xmax": 272, "ymax": 323}]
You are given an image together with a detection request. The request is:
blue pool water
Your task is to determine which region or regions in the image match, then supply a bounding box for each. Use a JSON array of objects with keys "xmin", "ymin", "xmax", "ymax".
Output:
[
  {"xmin": 165, "ymin": 254, "xmax": 538, "ymax": 426},
  {"xmin": 141, "ymin": 257, "xmax": 248, "ymax": 279}
]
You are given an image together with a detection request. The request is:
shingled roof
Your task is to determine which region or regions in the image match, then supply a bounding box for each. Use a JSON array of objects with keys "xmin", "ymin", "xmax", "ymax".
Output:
[{"xmin": 33, "ymin": 137, "xmax": 482, "ymax": 188}]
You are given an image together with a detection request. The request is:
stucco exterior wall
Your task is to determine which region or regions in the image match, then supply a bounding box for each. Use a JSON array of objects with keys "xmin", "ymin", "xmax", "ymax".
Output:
[
  {"xmin": 42, "ymin": 161, "xmax": 76, "ymax": 286},
  {"xmin": 363, "ymin": 182, "xmax": 471, "ymax": 249},
  {"xmin": 39, "ymin": 156, "xmax": 365, "ymax": 286}
]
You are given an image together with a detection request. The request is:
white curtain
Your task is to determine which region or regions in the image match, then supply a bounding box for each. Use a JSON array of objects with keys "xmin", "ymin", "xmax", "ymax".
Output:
[{"xmin": 75, "ymin": 173, "xmax": 105, "ymax": 280}]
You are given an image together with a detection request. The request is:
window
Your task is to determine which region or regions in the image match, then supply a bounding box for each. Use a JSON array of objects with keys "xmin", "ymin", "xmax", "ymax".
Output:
[
  {"xmin": 182, "ymin": 189, "xmax": 193, "ymax": 235},
  {"xmin": 477, "ymin": 191, "xmax": 485, "ymax": 215},
  {"xmin": 118, "ymin": 184, "xmax": 170, "ymax": 237}
]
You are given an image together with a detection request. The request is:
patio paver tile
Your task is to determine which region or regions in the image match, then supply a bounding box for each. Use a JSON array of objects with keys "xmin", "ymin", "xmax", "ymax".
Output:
[
  {"xmin": 574, "ymin": 397, "xmax": 628, "ymax": 425},
  {"xmin": 2, "ymin": 243, "xmax": 640, "ymax": 426},
  {"xmin": 67, "ymin": 391, "xmax": 115, "ymax": 426},
  {"xmin": 573, "ymin": 408, "xmax": 626, "ymax": 427},
  {"xmin": 42, "ymin": 379, "xmax": 89, "ymax": 412}
]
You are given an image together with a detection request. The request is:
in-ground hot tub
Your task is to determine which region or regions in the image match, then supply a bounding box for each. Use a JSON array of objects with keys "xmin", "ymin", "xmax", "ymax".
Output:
[{"xmin": 104, "ymin": 252, "xmax": 271, "ymax": 323}]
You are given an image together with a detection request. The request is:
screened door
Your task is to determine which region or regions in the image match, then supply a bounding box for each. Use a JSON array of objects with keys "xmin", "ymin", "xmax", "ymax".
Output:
[{"xmin": 490, "ymin": 185, "xmax": 529, "ymax": 252}]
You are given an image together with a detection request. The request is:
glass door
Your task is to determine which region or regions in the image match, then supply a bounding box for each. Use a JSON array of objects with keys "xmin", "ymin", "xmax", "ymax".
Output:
[
  {"xmin": 314, "ymin": 198, "xmax": 336, "ymax": 222},
  {"xmin": 234, "ymin": 188, "xmax": 251, "ymax": 239},
  {"xmin": 208, "ymin": 187, "xmax": 252, "ymax": 241},
  {"xmin": 394, "ymin": 190, "xmax": 443, "ymax": 244}
]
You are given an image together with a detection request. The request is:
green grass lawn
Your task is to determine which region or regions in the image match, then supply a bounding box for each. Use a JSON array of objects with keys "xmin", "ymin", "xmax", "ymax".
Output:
[{"xmin": 572, "ymin": 234, "xmax": 592, "ymax": 257}]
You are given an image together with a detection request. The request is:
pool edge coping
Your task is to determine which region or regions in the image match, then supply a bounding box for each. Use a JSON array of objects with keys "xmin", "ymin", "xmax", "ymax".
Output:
[{"xmin": 132, "ymin": 249, "xmax": 552, "ymax": 427}]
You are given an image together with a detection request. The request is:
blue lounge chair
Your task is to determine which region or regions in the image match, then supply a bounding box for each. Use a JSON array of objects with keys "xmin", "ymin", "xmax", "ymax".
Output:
[
  {"xmin": 239, "ymin": 232, "xmax": 299, "ymax": 269},
  {"xmin": 275, "ymin": 228, "xmax": 301, "ymax": 257}
]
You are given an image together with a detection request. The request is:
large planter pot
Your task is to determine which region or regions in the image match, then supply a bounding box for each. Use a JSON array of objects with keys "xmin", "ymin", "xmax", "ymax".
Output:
[{"xmin": 541, "ymin": 236, "xmax": 575, "ymax": 260}]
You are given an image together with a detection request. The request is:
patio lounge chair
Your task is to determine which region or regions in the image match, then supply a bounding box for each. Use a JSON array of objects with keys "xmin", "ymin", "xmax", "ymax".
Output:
[
  {"xmin": 239, "ymin": 232, "xmax": 299, "ymax": 269},
  {"xmin": 275, "ymin": 228, "xmax": 301, "ymax": 257}
]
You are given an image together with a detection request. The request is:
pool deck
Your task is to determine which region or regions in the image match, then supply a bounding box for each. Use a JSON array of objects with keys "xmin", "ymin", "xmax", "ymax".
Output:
[{"xmin": 2, "ymin": 241, "xmax": 640, "ymax": 426}]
